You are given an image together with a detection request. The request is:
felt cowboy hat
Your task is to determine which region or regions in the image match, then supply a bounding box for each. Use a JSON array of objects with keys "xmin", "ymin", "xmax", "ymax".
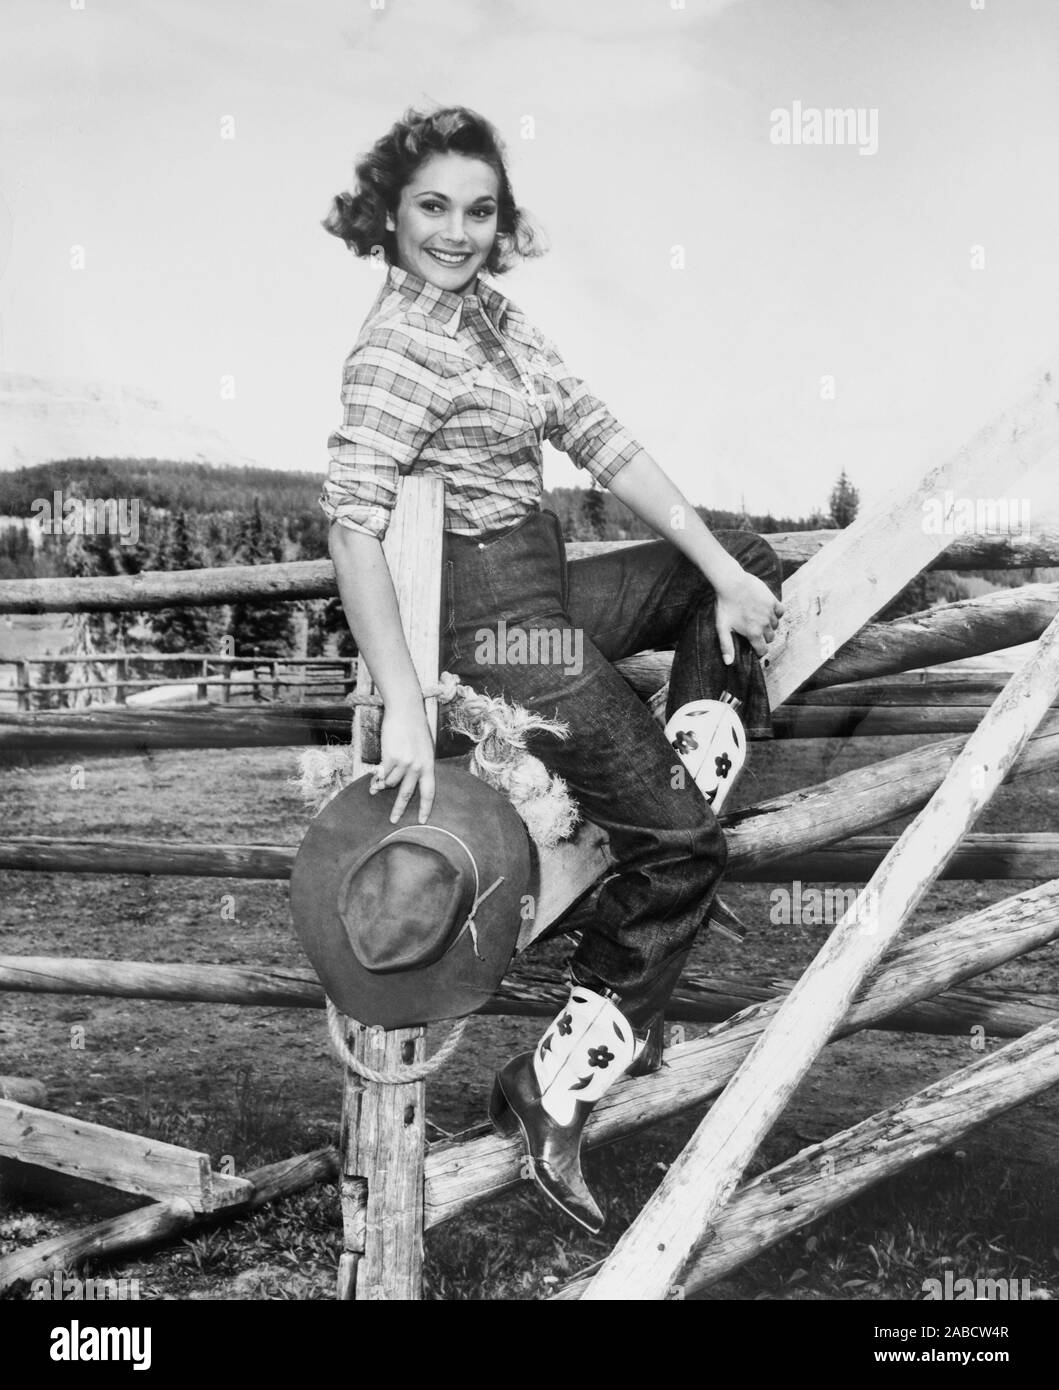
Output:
[{"xmin": 290, "ymin": 763, "xmax": 534, "ymax": 1029}]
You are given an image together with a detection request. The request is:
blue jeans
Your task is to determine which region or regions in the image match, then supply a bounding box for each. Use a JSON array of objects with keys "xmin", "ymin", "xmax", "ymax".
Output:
[{"xmin": 440, "ymin": 509, "xmax": 783, "ymax": 1023}]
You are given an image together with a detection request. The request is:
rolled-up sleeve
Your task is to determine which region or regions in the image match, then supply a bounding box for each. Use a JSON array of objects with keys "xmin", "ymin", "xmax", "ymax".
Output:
[
  {"xmin": 535, "ymin": 332, "xmax": 644, "ymax": 487},
  {"xmin": 320, "ymin": 326, "xmax": 451, "ymax": 540}
]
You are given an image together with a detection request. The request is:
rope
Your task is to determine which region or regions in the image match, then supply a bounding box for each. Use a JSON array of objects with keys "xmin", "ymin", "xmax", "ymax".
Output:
[
  {"xmin": 325, "ymin": 999, "xmax": 473, "ymax": 1084},
  {"xmin": 297, "ymin": 670, "xmax": 581, "ymax": 851},
  {"xmin": 344, "ymin": 671, "xmax": 463, "ymax": 707}
]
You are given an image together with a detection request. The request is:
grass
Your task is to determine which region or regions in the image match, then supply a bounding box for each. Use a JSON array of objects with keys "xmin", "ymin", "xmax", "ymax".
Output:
[{"xmin": 6, "ymin": 1078, "xmax": 1055, "ymax": 1302}]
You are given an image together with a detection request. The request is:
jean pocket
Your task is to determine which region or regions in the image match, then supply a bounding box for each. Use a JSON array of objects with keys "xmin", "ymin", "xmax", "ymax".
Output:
[{"xmin": 474, "ymin": 507, "xmax": 541, "ymax": 551}]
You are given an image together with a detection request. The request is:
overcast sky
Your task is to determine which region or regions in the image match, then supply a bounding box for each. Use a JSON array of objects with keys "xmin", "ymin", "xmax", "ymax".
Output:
[{"xmin": 1, "ymin": 0, "xmax": 1058, "ymax": 519}]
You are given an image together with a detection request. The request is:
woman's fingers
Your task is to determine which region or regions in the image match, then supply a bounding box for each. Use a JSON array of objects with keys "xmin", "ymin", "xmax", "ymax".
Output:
[
  {"xmin": 390, "ymin": 765, "xmax": 423, "ymax": 825},
  {"xmin": 416, "ymin": 763, "xmax": 436, "ymax": 825},
  {"xmin": 715, "ymin": 612, "xmax": 737, "ymax": 666}
]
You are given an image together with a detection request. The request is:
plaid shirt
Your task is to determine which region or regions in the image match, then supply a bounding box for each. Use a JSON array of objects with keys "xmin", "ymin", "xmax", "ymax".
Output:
[{"xmin": 320, "ymin": 263, "xmax": 644, "ymax": 539}]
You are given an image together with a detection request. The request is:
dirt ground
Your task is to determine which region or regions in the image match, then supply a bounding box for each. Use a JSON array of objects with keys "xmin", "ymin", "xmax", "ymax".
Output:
[{"xmin": 1, "ymin": 725, "xmax": 1058, "ymax": 1300}]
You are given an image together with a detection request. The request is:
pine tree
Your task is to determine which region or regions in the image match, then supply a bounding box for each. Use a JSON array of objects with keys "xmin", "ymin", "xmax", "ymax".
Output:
[
  {"xmin": 829, "ymin": 470, "xmax": 860, "ymax": 528},
  {"xmin": 150, "ymin": 512, "xmax": 210, "ymax": 653},
  {"xmin": 581, "ymin": 485, "xmax": 607, "ymax": 541},
  {"xmin": 228, "ymin": 498, "xmax": 295, "ymax": 658}
]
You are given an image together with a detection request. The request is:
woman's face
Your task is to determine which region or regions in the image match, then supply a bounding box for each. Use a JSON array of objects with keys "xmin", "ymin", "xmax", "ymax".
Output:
[{"xmin": 392, "ymin": 153, "xmax": 499, "ymax": 294}]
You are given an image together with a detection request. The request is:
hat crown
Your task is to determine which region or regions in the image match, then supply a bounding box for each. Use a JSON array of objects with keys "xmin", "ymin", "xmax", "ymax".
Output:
[{"xmin": 338, "ymin": 831, "xmax": 476, "ymax": 974}]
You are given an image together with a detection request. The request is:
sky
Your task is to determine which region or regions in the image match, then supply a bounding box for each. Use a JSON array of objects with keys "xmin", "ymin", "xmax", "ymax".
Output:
[{"xmin": 1, "ymin": 0, "xmax": 1058, "ymax": 519}]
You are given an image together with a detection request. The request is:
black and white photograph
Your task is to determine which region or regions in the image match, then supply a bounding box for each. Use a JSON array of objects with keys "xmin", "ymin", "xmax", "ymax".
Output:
[{"xmin": 1, "ymin": 0, "xmax": 1058, "ymax": 1344}]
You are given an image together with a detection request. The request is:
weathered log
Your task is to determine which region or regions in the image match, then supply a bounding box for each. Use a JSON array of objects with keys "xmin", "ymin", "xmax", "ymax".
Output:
[
  {"xmin": 567, "ymin": 528, "xmax": 1059, "ymax": 574},
  {"xmin": 422, "ymin": 879, "xmax": 1059, "ymax": 1228},
  {"xmin": 0, "ymin": 702, "xmax": 353, "ymax": 751},
  {"xmin": 723, "ymin": 714, "xmax": 1059, "ymax": 871},
  {"xmin": 3, "ymin": 952, "xmax": 1055, "ymax": 1043},
  {"xmin": 0, "ymin": 1100, "xmax": 252, "ymax": 1210},
  {"xmin": 580, "ymin": 612, "xmax": 1059, "ymax": 1300},
  {"xmin": 2, "ymin": 528, "xmax": 1055, "ymax": 616},
  {"xmin": 757, "ymin": 832, "xmax": 1059, "ymax": 883},
  {"xmin": 807, "ymin": 582, "xmax": 1059, "ymax": 688},
  {"xmin": 774, "ymin": 704, "xmax": 1023, "ymax": 737},
  {"xmin": 552, "ymin": 1018, "xmax": 1059, "ymax": 1300},
  {"xmin": 0, "ymin": 1146, "xmax": 338, "ymax": 1293},
  {"xmin": 3, "ymin": 830, "xmax": 1056, "ymax": 886},
  {"xmin": 0, "ymin": 837, "xmax": 298, "ymax": 878}
]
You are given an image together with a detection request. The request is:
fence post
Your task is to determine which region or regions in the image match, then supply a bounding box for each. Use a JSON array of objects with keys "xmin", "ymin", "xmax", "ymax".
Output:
[
  {"xmin": 113, "ymin": 657, "xmax": 127, "ymax": 706},
  {"xmin": 16, "ymin": 661, "xmax": 31, "ymax": 712},
  {"xmin": 335, "ymin": 475, "xmax": 444, "ymax": 1302}
]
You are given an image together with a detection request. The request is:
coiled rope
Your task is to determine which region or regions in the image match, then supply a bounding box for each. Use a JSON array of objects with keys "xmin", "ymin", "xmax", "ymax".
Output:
[{"xmin": 326, "ymin": 1000, "xmax": 473, "ymax": 1085}]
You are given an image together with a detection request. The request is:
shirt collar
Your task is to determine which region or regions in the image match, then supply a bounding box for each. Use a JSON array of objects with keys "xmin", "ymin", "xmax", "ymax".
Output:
[{"xmin": 384, "ymin": 262, "xmax": 509, "ymax": 336}]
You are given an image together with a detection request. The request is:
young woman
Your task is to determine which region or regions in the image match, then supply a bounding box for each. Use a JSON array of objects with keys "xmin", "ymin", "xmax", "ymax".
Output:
[{"xmin": 321, "ymin": 106, "xmax": 784, "ymax": 1233}]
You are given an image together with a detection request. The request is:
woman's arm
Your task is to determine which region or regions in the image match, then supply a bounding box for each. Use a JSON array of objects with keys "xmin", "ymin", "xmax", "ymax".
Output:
[
  {"xmin": 329, "ymin": 524, "xmax": 436, "ymax": 824},
  {"xmin": 605, "ymin": 448, "xmax": 784, "ymax": 663}
]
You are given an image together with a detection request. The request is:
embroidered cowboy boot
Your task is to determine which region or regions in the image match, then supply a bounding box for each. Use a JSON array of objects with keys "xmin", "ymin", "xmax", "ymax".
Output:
[
  {"xmin": 664, "ymin": 691, "xmax": 747, "ymax": 815},
  {"xmin": 489, "ymin": 986, "xmax": 642, "ymax": 1233}
]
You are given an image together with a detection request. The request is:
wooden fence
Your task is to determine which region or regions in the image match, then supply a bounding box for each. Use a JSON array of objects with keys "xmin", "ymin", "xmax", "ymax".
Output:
[
  {"xmin": 2, "ymin": 358, "xmax": 1059, "ymax": 1298},
  {"xmin": 1, "ymin": 654, "xmax": 357, "ymax": 711}
]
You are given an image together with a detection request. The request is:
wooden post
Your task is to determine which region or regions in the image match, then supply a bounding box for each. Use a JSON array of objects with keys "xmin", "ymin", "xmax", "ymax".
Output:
[
  {"xmin": 581, "ymin": 613, "xmax": 1059, "ymax": 1300},
  {"xmin": 16, "ymin": 660, "xmax": 31, "ymax": 712},
  {"xmin": 335, "ymin": 476, "xmax": 444, "ymax": 1302}
]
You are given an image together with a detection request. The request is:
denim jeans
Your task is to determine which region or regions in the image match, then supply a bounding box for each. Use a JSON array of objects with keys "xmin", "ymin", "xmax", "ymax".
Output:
[{"xmin": 440, "ymin": 509, "xmax": 783, "ymax": 1022}]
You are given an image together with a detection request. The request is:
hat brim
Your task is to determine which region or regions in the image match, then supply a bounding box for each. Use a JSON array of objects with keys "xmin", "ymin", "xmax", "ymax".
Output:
[{"xmin": 290, "ymin": 762, "xmax": 534, "ymax": 1028}]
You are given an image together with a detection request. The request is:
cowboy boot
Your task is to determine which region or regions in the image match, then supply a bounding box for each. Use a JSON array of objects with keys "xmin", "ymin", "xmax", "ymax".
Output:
[
  {"xmin": 664, "ymin": 692, "xmax": 747, "ymax": 815},
  {"xmin": 489, "ymin": 985, "xmax": 641, "ymax": 1233}
]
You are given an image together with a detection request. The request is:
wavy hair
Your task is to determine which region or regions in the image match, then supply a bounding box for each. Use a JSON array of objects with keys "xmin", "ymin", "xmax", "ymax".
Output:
[{"xmin": 322, "ymin": 105, "xmax": 545, "ymax": 275}]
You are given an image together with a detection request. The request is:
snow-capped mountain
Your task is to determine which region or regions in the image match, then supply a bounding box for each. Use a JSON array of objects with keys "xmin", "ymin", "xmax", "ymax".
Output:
[{"xmin": 0, "ymin": 372, "xmax": 255, "ymax": 471}]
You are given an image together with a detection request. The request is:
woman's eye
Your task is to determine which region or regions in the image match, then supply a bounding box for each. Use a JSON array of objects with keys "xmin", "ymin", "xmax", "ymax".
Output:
[{"xmin": 471, "ymin": 207, "xmax": 496, "ymax": 220}]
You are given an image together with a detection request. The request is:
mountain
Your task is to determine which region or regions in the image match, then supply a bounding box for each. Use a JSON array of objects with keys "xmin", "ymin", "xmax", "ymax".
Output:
[{"xmin": 0, "ymin": 372, "xmax": 255, "ymax": 472}]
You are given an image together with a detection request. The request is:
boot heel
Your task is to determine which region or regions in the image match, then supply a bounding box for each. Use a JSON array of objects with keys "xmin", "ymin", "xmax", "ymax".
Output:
[{"xmin": 489, "ymin": 1076, "xmax": 519, "ymax": 1137}]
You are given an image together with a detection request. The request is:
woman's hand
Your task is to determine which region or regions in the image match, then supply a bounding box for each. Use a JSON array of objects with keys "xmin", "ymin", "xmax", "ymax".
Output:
[
  {"xmin": 370, "ymin": 698, "xmax": 436, "ymax": 824},
  {"xmin": 714, "ymin": 568, "xmax": 785, "ymax": 663}
]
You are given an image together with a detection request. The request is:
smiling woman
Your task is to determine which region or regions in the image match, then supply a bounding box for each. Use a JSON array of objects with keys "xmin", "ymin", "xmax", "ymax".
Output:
[
  {"xmin": 321, "ymin": 105, "xmax": 543, "ymax": 278},
  {"xmin": 315, "ymin": 104, "xmax": 784, "ymax": 1236}
]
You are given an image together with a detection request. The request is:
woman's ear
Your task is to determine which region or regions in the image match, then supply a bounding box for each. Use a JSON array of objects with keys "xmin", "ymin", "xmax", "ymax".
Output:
[{"xmin": 385, "ymin": 213, "xmax": 396, "ymax": 232}]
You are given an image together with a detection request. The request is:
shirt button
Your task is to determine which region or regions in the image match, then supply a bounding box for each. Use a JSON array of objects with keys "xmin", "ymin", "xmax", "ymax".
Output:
[{"xmin": 478, "ymin": 541, "xmax": 485, "ymax": 549}]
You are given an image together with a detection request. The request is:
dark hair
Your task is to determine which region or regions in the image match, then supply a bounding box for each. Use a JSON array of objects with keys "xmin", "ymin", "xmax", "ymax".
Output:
[{"xmin": 322, "ymin": 105, "xmax": 544, "ymax": 275}]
